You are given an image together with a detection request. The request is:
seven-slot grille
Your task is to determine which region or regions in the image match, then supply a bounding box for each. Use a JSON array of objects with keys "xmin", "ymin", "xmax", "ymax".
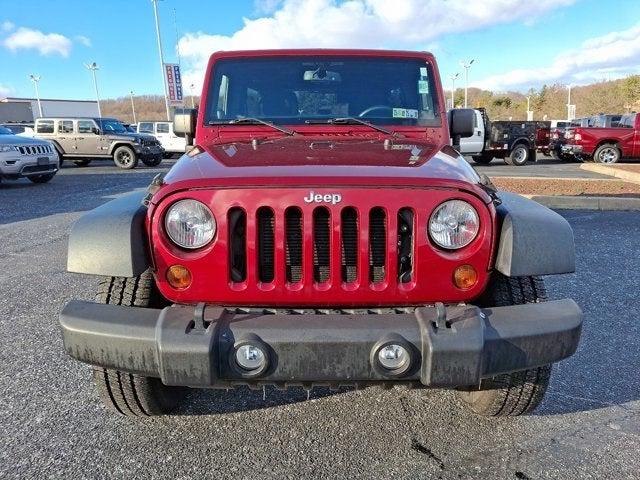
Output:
[
  {"xmin": 228, "ymin": 205, "xmax": 414, "ymax": 286},
  {"xmin": 17, "ymin": 144, "xmax": 53, "ymax": 155}
]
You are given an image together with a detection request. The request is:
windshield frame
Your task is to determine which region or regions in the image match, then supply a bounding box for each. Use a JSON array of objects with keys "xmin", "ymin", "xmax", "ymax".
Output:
[{"xmin": 203, "ymin": 52, "xmax": 443, "ymax": 130}]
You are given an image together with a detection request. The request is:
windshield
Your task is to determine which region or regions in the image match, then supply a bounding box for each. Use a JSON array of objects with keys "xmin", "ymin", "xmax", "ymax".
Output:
[
  {"xmin": 0, "ymin": 126, "xmax": 13, "ymax": 135},
  {"xmin": 97, "ymin": 119, "xmax": 128, "ymax": 134},
  {"xmin": 205, "ymin": 56, "xmax": 441, "ymax": 127}
]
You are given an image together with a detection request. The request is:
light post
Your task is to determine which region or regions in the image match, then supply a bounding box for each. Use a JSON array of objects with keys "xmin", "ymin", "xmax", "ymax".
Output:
[
  {"xmin": 29, "ymin": 74, "xmax": 43, "ymax": 117},
  {"xmin": 449, "ymin": 73, "xmax": 459, "ymax": 109},
  {"xmin": 129, "ymin": 90, "xmax": 137, "ymax": 124},
  {"xmin": 85, "ymin": 62, "xmax": 102, "ymax": 117},
  {"xmin": 526, "ymin": 95, "xmax": 533, "ymax": 121},
  {"xmin": 566, "ymin": 84, "xmax": 575, "ymax": 120},
  {"xmin": 152, "ymin": 0, "xmax": 171, "ymax": 121},
  {"xmin": 190, "ymin": 83, "xmax": 195, "ymax": 108},
  {"xmin": 460, "ymin": 59, "xmax": 474, "ymax": 108}
]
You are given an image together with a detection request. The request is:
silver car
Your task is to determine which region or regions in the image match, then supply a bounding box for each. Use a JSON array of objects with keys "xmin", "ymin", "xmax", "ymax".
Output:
[{"xmin": 0, "ymin": 126, "xmax": 60, "ymax": 184}]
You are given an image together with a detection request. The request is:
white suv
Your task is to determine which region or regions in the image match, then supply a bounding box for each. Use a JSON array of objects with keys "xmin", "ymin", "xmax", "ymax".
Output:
[
  {"xmin": 0, "ymin": 126, "xmax": 59, "ymax": 184},
  {"xmin": 136, "ymin": 121, "xmax": 187, "ymax": 157}
]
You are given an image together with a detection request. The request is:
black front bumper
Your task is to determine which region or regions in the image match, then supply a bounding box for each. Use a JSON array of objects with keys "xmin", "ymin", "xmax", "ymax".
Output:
[{"xmin": 59, "ymin": 299, "xmax": 582, "ymax": 388}]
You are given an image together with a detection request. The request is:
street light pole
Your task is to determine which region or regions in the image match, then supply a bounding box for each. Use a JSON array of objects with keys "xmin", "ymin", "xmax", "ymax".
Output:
[
  {"xmin": 130, "ymin": 90, "xmax": 137, "ymax": 124},
  {"xmin": 29, "ymin": 74, "xmax": 43, "ymax": 117},
  {"xmin": 460, "ymin": 59, "xmax": 475, "ymax": 108},
  {"xmin": 85, "ymin": 62, "xmax": 102, "ymax": 117},
  {"xmin": 190, "ymin": 83, "xmax": 195, "ymax": 108},
  {"xmin": 152, "ymin": 0, "xmax": 171, "ymax": 121},
  {"xmin": 449, "ymin": 73, "xmax": 459, "ymax": 109}
]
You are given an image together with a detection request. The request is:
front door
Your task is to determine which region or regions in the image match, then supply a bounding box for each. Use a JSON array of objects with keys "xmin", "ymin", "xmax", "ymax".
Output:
[
  {"xmin": 75, "ymin": 120, "xmax": 102, "ymax": 156},
  {"xmin": 56, "ymin": 120, "xmax": 76, "ymax": 153}
]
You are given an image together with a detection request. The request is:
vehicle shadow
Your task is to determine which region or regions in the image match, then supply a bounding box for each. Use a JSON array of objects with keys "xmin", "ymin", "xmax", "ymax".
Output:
[{"xmin": 177, "ymin": 385, "xmax": 350, "ymax": 416}]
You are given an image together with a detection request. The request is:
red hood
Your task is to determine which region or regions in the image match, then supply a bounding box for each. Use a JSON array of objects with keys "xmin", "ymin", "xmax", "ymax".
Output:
[{"xmin": 157, "ymin": 136, "xmax": 490, "ymax": 203}]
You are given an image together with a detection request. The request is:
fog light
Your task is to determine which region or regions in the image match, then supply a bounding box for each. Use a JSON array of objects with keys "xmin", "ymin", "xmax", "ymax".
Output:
[
  {"xmin": 235, "ymin": 344, "xmax": 266, "ymax": 371},
  {"xmin": 453, "ymin": 264, "xmax": 478, "ymax": 290},
  {"xmin": 377, "ymin": 344, "xmax": 410, "ymax": 372},
  {"xmin": 166, "ymin": 265, "xmax": 192, "ymax": 289}
]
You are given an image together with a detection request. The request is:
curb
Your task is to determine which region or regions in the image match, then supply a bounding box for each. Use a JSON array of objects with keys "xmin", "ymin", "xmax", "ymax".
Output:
[
  {"xmin": 521, "ymin": 194, "xmax": 640, "ymax": 211},
  {"xmin": 579, "ymin": 164, "xmax": 640, "ymax": 184}
]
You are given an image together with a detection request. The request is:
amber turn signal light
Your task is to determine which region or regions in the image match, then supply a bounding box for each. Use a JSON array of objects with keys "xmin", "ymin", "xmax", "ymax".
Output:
[
  {"xmin": 166, "ymin": 265, "xmax": 192, "ymax": 289},
  {"xmin": 453, "ymin": 264, "xmax": 478, "ymax": 290}
]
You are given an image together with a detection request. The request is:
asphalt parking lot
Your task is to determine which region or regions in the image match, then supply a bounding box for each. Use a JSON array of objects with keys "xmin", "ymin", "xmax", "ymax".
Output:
[
  {"xmin": 1, "ymin": 160, "xmax": 639, "ymax": 479},
  {"xmin": 470, "ymin": 155, "xmax": 611, "ymax": 179}
]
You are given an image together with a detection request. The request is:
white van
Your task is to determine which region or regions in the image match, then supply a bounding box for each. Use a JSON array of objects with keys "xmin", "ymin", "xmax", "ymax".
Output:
[{"xmin": 136, "ymin": 121, "xmax": 187, "ymax": 157}]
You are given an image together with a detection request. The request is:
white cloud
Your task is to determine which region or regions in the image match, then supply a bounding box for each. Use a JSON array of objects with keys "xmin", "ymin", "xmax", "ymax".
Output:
[
  {"xmin": 3, "ymin": 27, "xmax": 72, "ymax": 57},
  {"xmin": 75, "ymin": 35, "xmax": 92, "ymax": 47},
  {"xmin": 178, "ymin": 0, "xmax": 576, "ymax": 90},
  {"xmin": 1, "ymin": 21, "xmax": 14, "ymax": 32},
  {"xmin": 474, "ymin": 23, "xmax": 640, "ymax": 91}
]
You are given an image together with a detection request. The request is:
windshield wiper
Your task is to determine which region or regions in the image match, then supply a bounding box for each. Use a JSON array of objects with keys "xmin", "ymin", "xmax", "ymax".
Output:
[
  {"xmin": 210, "ymin": 117, "xmax": 296, "ymax": 136},
  {"xmin": 306, "ymin": 117, "xmax": 400, "ymax": 137}
]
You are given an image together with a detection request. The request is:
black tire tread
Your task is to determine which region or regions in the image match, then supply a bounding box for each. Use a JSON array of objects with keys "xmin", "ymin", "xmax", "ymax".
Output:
[
  {"xmin": 92, "ymin": 270, "xmax": 181, "ymax": 416},
  {"xmin": 458, "ymin": 273, "xmax": 552, "ymax": 416}
]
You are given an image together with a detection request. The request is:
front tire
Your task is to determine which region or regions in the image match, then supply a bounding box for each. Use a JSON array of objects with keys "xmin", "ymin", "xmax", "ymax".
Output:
[
  {"xmin": 472, "ymin": 155, "xmax": 493, "ymax": 165},
  {"xmin": 92, "ymin": 271, "xmax": 185, "ymax": 416},
  {"xmin": 113, "ymin": 146, "xmax": 139, "ymax": 169},
  {"xmin": 28, "ymin": 172, "xmax": 56, "ymax": 183},
  {"xmin": 457, "ymin": 274, "xmax": 552, "ymax": 416},
  {"xmin": 142, "ymin": 156, "xmax": 163, "ymax": 167},
  {"xmin": 505, "ymin": 144, "xmax": 529, "ymax": 166},
  {"xmin": 593, "ymin": 143, "xmax": 620, "ymax": 164}
]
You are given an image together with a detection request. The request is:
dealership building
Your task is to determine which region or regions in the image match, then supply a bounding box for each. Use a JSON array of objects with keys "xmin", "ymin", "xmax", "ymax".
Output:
[{"xmin": 0, "ymin": 97, "xmax": 100, "ymax": 122}]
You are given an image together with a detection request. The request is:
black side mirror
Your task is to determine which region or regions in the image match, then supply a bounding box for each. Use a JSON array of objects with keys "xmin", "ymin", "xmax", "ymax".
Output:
[
  {"xmin": 448, "ymin": 109, "xmax": 475, "ymax": 140},
  {"xmin": 92, "ymin": 127, "xmax": 100, "ymax": 135}
]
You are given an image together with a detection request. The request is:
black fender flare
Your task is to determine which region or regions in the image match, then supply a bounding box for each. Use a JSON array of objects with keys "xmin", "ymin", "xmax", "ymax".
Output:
[
  {"xmin": 494, "ymin": 192, "xmax": 575, "ymax": 277},
  {"xmin": 67, "ymin": 191, "xmax": 150, "ymax": 277},
  {"xmin": 108, "ymin": 142, "xmax": 137, "ymax": 156}
]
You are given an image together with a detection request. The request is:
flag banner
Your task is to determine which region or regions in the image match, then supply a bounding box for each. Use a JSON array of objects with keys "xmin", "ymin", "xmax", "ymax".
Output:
[{"xmin": 164, "ymin": 63, "xmax": 184, "ymax": 107}]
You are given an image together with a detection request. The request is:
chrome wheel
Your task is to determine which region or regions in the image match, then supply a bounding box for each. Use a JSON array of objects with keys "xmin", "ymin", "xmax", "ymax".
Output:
[{"xmin": 598, "ymin": 147, "xmax": 618, "ymax": 163}]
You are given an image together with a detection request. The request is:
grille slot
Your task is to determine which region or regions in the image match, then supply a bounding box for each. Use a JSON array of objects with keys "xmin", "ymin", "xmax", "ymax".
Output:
[
  {"xmin": 257, "ymin": 207, "xmax": 275, "ymax": 283},
  {"xmin": 228, "ymin": 208, "xmax": 246, "ymax": 282},
  {"xmin": 285, "ymin": 208, "xmax": 303, "ymax": 283},
  {"xmin": 397, "ymin": 208, "xmax": 414, "ymax": 283},
  {"xmin": 341, "ymin": 208, "xmax": 358, "ymax": 283},
  {"xmin": 313, "ymin": 207, "xmax": 331, "ymax": 283},
  {"xmin": 369, "ymin": 208, "xmax": 386, "ymax": 283}
]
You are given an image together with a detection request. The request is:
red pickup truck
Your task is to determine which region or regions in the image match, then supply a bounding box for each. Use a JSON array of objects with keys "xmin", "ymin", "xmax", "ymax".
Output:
[{"xmin": 563, "ymin": 113, "xmax": 639, "ymax": 163}]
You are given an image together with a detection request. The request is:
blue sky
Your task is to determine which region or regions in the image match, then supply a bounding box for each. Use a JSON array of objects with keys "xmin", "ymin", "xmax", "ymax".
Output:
[{"xmin": 1, "ymin": 0, "xmax": 639, "ymax": 101}]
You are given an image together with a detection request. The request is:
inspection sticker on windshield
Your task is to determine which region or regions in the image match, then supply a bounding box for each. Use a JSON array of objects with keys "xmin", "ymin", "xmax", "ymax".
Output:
[
  {"xmin": 392, "ymin": 108, "xmax": 418, "ymax": 119},
  {"xmin": 418, "ymin": 80, "xmax": 429, "ymax": 94}
]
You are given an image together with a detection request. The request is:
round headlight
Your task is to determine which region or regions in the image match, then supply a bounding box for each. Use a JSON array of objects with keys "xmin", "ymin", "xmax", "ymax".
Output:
[
  {"xmin": 429, "ymin": 200, "xmax": 479, "ymax": 249},
  {"xmin": 165, "ymin": 199, "xmax": 216, "ymax": 249}
]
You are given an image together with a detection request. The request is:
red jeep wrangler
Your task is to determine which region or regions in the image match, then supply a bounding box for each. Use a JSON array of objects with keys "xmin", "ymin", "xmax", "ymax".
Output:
[{"xmin": 60, "ymin": 50, "xmax": 582, "ymax": 418}]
